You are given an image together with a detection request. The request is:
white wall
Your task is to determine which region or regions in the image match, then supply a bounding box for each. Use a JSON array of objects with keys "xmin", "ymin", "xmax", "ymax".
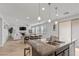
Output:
[
  {"xmin": 0, "ymin": 17, "xmax": 2, "ymax": 47},
  {"xmin": 59, "ymin": 21, "xmax": 71, "ymax": 43},
  {"xmin": 0, "ymin": 17, "xmax": 8, "ymax": 47},
  {"xmin": 2, "ymin": 19, "xmax": 8, "ymax": 46}
]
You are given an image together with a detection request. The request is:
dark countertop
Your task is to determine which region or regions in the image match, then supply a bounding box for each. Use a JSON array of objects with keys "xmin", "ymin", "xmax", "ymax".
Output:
[{"xmin": 27, "ymin": 40, "xmax": 76, "ymax": 56}]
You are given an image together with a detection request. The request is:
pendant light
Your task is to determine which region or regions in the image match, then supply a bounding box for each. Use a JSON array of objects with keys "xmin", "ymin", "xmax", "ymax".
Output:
[
  {"xmin": 37, "ymin": 3, "xmax": 41, "ymax": 21},
  {"xmin": 42, "ymin": 7, "xmax": 45, "ymax": 11},
  {"xmin": 55, "ymin": 6, "xmax": 59, "ymax": 16},
  {"xmin": 48, "ymin": 3, "xmax": 51, "ymax": 23},
  {"xmin": 55, "ymin": 21, "xmax": 58, "ymax": 24},
  {"xmin": 54, "ymin": 6, "xmax": 58, "ymax": 24}
]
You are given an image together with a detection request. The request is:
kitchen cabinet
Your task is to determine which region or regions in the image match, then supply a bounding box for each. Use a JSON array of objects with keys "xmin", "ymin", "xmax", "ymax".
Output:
[
  {"xmin": 59, "ymin": 21, "xmax": 71, "ymax": 44},
  {"xmin": 54, "ymin": 42, "xmax": 75, "ymax": 56},
  {"xmin": 54, "ymin": 45, "xmax": 69, "ymax": 56},
  {"xmin": 69, "ymin": 42, "xmax": 75, "ymax": 56}
]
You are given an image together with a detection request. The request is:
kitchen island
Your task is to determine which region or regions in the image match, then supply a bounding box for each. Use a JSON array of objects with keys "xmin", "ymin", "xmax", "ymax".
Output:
[{"xmin": 25, "ymin": 40, "xmax": 75, "ymax": 56}]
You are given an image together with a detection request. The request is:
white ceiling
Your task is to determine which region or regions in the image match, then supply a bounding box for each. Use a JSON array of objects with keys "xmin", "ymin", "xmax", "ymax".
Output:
[{"xmin": 0, "ymin": 3, "xmax": 79, "ymax": 25}]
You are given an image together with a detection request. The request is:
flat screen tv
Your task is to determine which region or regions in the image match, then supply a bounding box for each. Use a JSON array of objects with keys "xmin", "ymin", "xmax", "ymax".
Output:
[{"xmin": 19, "ymin": 27, "xmax": 26, "ymax": 30}]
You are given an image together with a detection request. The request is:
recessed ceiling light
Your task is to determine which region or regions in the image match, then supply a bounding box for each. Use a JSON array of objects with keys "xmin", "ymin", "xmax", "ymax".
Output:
[
  {"xmin": 55, "ymin": 21, "xmax": 58, "ymax": 24},
  {"xmin": 37, "ymin": 16, "xmax": 41, "ymax": 21},
  {"xmin": 26, "ymin": 17, "xmax": 30, "ymax": 19},
  {"xmin": 42, "ymin": 7, "xmax": 45, "ymax": 11},
  {"xmin": 56, "ymin": 13, "xmax": 59, "ymax": 16},
  {"xmin": 48, "ymin": 19, "xmax": 51, "ymax": 23},
  {"xmin": 16, "ymin": 19, "xmax": 18, "ymax": 22}
]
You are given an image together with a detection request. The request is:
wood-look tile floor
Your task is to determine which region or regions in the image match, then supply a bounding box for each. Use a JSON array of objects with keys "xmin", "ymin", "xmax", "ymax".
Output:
[
  {"xmin": 1, "ymin": 39, "xmax": 79, "ymax": 56},
  {"xmin": 0, "ymin": 39, "xmax": 26, "ymax": 56}
]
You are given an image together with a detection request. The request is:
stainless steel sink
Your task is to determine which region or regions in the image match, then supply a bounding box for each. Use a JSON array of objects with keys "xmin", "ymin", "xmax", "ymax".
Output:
[
  {"xmin": 54, "ymin": 41, "xmax": 65, "ymax": 43},
  {"xmin": 47, "ymin": 41, "xmax": 65, "ymax": 46}
]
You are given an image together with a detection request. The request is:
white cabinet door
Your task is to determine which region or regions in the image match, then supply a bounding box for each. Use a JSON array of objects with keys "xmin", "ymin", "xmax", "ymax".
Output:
[
  {"xmin": 59, "ymin": 21, "xmax": 71, "ymax": 43},
  {"xmin": 0, "ymin": 18, "xmax": 2, "ymax": 47},
  {"xmin": 72, "ymin": 20, "xmax": 79, "ymax": 48}
]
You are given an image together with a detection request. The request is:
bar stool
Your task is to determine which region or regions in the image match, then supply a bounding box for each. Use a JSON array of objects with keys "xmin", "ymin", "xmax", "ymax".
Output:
[{"xmin": 24, "ymin": 47, "xmax": 30, "ymax": 56}]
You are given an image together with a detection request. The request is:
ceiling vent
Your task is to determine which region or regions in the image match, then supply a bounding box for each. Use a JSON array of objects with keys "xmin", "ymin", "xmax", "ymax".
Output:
[{"xmin": 63, "ymin": 12, "xmax": 69, "ymax": 15}]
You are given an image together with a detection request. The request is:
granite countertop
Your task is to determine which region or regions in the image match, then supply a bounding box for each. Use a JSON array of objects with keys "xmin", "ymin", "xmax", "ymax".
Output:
[{"xmin": 27, "ymin": 40, "xmax": 76, "ymax": 56}]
